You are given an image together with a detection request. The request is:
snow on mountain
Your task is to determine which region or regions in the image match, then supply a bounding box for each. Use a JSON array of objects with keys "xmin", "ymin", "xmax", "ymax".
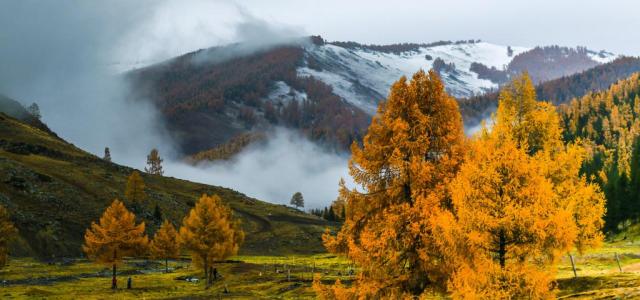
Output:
[
  {"xmin": 298, "ymin": 42, "xmax": 529, "ymax": 113},
  {"xmin": 587, "ymin": 49, "xmax": 617, "ymax": 64}
]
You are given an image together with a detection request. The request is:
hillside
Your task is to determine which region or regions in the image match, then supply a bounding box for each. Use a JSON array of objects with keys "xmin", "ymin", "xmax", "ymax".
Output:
[
  {"xmin": 559, "ymin": 72, "xmax": 640, "ymax": 232},
  {"xmin": 0, "ymin": 107, "xmax": 331, "ymax": 258},
  {"xmin": 129, "ymin": 37, "xmax": 613, "ymax": 159},
  {"xmin": 460, "ymin": 56, "xmax": 640, "ymax": 127}
]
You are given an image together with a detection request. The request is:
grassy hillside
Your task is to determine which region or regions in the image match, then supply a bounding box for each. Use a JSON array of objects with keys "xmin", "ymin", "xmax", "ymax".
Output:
[{"xmin": 0, "ymin": 112, "xmax": 332, "ymax": 258}]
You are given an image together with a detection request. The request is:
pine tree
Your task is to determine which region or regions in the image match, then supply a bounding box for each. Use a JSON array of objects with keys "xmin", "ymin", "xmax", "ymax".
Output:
[
  {"xmin": 27, "ymin": 102, "xmax": 41, "ymax": 120},
  {"xmin": 145, "ymin": 148, "xmax": 164, "ymax": 175},
  {"xmin": 150, "ymin": 220, "xmax": 180, "ymax": 273},
  {"xmin": 103, "ymin": 147, "xmax": 111, "ymax": 162},
  {"xmin": 320, "ymin": 69, "xmax": 466, "ymax": 297},
  {"xmin": 0, "ymin": 205, "xmax": 17, "ymax": 269},
  {"xmin": 290, "ymin": 192, "xmax": 304, "ymax": 209},
  {"xmin": 125, "ymin": 171, "xmax": 146, "ymax": 213},
  {"xmin": 83, "ymin": 199, "xmax": 148, "ymax": 289},
  {"xmin": 179, "ymin": 194, "xmax": 244, "ymax": 286}
]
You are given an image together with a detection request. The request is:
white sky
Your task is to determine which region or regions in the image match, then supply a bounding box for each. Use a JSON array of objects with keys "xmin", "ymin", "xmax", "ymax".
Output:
[
  {"xmin": 102, "ymin": 0, "xmax": 640, "ymax": 65},
  {"xmin": 235, "ymin": 0, "xmax": 639, "ymax": 55}
]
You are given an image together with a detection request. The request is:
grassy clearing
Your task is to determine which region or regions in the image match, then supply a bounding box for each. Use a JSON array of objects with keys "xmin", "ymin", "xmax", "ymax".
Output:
[
  {"xmin": 555, "ymin": 229, "xmax": 640, "ymax": 299},
  {"xmin": 2, "ymin": 242, "xmax": 640, "ymax": 300},
  {"xmin": 0, "ymin": 254, "xmax": 353, "ymax": 299}
]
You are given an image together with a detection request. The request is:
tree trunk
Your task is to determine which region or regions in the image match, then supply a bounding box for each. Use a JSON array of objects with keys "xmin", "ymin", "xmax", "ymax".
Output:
[
  {"xmin": 111, "ymin": 249, "xmax": 117, "ymax": 289},
  {"xmin": 165, "ymin": 258, "xmax": 168, "ymax": 273},
  {"xmin": 204, "ymin": 261, "xmax": 208, "ymax": 281},
  {"xmin": 112, "ymin": 263, "xmax": 117, "ymax": 289},
  {"xmin": 498, "ymin": 231, "xmax": 506, "ymax": 268}
]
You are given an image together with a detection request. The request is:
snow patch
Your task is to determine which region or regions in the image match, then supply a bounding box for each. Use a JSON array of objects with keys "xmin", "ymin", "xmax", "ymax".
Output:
[{"xmin": 298, "ymin": 42, "xmax": 532, "ymax": 114}]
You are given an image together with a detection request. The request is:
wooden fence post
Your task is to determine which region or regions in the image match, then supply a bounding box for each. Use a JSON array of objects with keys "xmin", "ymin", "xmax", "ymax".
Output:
[
  {"xmin": 568, "ymin": 253, "xmax": 577, "ymax": 278},
  {"xmin": 615, "ymin": 252, "xmax": 623, "ymax": 272}
]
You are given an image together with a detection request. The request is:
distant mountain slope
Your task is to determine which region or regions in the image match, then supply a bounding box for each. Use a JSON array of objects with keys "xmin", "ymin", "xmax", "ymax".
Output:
[
  {"xmin": 460, "ymin": 56, "xmax": 640, "ymax": 127},
  {"xmin": 129, "ymin": 36, "xmax": 615, "ymax": 158},
  {"xmin": 558, "ymin": 72, "xmax": 640, "ymax": 231},
  {"xmin": 0, "ymin": 95, "xmax": 56, "ymax": 135},
  {"xmin": 0, "ymin": 109, "xmax": 330, "ymax": 258}
]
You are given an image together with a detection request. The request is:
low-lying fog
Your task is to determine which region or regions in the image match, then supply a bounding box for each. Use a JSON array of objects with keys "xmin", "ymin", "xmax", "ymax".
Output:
[{"xmin": 0, "ymin": 1, "xmax": 350, "ymax": 209}]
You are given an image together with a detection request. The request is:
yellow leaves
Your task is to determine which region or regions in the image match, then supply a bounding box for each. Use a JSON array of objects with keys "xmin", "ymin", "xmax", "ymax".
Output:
[
  {"xmin": 443, "ymin": 73, "xmax": 605, "ymax": 298},
  {"xmin": 150, "ymin": 220, "xmax": 180, "ymax": 260},
  {"xmin": 0, "ymin": 205, "xmax": 17, "ymax": 268},
  {"xmin": 319, "ymin": 71, "xmax": 605, "ymax": 299},
  {"xmin": 179, "ymin": 194, "xmax": 244, "ymax": 270},
  {"xmin": 82, "ymin": 199, "xmax": 149, "ymax": 264},
  {"xmin": 321, "ymin": 69, "xmax": 466, "ymax": 297}
]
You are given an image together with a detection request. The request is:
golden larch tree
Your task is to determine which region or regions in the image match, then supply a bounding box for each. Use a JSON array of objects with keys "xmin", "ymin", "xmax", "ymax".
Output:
[
  {"xmin": 83, "ymin": 199, "xmax": 149, "ymax": 289},
  {"xmin": 125, "ymin": 171, "xmax": 146, "ymax": 211},
  {"xmin": 150, "ymin": 220, "xmax": 180, "ymax": 273},
  {"xmin": 442, "ymin": 73, "xmax": 605, "ymax": 298},
  {"xmin": 0, "ymin": 205, "xmax": 17, "ymax": 268},
  {"xmin": 319, "ymin": 69, "xmax": 466, "ymax": 298},
  {"xmin": 145, "ymin": 148, "xmax": 164, "ymax": 175},
  {"xmin": 179, "ymin": 194, "xmax": 244, "ymax": 285}
]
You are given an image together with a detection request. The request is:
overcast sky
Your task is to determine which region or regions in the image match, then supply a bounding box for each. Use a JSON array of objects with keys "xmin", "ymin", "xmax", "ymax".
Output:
[
  {"xmin": 103, "ymin": 0, "xmax": 640, "ymax": 65},
  {"xmin": 236, "ymin": 0, "xmax": 640, "ymax": 55}
]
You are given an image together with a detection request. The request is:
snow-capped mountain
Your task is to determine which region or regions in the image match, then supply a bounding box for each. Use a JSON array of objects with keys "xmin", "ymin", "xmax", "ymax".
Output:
[
  {"xmin": 130, "ymin": 37, "xmax": 618, "ymax": 156},
  {"xmin": 296, "ymin": 39, "xmax": 616, "ymax": 114},
  {"xmin": 298, "ymin": 41, "xmax": 527, "ymax": 112}
]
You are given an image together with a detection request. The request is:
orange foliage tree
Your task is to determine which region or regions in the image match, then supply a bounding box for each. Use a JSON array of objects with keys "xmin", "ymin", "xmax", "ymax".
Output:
[
  {"xmin": 150, "ymin": 220, "xmax": 180, "ymax": 273},
  {"xmin": 179, "ymin": 194, "xmax": 244, "ymax": 285},
  {"xmin": 442, "ymin": 73, "xmax": 605, "ymax": 298},
  {"xmin": 0, "ymin": 204, "xmax": 17, "ymax": 268},
  {"xmin": 319, "ymin": 69, "xmax": 466, "ymax": 298},
  {"xmin": 83, "ymin": 199, "xmax": 149, "ymax": 289}
]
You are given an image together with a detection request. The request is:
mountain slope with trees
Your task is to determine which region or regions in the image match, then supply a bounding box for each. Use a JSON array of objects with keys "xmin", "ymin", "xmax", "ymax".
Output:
[
  {"xmin": 129, "ymin": 37, "xmax": 613, "ymax": 161},
  {"xmin": 0, "ymin": 109, "xmax": 330, "ymax": 258},
  {"xmin": 461, "ymin": 56, "xmax": 640, "ymax": 126},
  {"xmin": 559, "ymin": 72, "xmax": 640, "ymax": 232}
]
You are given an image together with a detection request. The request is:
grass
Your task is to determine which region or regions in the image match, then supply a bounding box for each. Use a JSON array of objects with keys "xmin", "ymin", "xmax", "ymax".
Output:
[
  {"xmin": 0, "ymin": 255, "xmax": 353, "ymax": 299},
  {"xmin": 555, "ymin": 227, "xmax": 640, "ymax": 299},
  {"xmin": 2, "ymin": 239, "xmax": 640, "ymax": 300}
]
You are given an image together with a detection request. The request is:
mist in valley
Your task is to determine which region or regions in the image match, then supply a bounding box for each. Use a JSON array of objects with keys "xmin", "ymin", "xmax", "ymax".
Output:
[{"xmin": 0, "ymin": 0, "xmax": 349, "ymax": 209}]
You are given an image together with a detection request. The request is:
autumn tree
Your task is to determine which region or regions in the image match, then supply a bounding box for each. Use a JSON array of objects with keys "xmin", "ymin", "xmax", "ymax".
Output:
[
  {"xmin": 145, "ymin": 148, "xmax": 164, "ymax": 175},
  {"xmin": 103, "ymin": 147, "xmax": 111, "ymax": 162},
  {"xmin": 83, "ymin": 199, "xmax": 148, "ymax": 289},
  {"xmin": 290, "ymin": 192, "xmax": 304, "ymax": 209},
  {"xmin": 442, "ymin": 73, "xmax": 605, "ymax": 298},
  {"xmin": 320, "ymin": 69, "xmax": 466, "ymax": 298},
  {"xmin": 0, "ymin": 205, "xmax": 17, "ymax": 269},
  {"xmin": 125, "ymin": 171, "xmax": 146, "ymax": 212},
  {"xmin": 330, "ymin": 179, "xmax": 347, "ymax": 221},
  {"xmin": 179, "ymin": 194, "xmax": 244, "ymax": 286},
  {"xmin": 150, "ymin": 220, "xmax": 180, "ymax": 273}
]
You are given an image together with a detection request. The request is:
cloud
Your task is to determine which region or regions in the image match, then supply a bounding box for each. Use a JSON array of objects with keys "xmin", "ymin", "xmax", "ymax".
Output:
[
  {"xmin": 166, "ymin": 129, "xmax": 351, "ymax": 209},
  {"xmin": 0, "ymin": 0, "xmax": 346, "ymax": 209},
  {"xmin": 0, "ymin": 0, "xmax": 173, "ymax": 160}
]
